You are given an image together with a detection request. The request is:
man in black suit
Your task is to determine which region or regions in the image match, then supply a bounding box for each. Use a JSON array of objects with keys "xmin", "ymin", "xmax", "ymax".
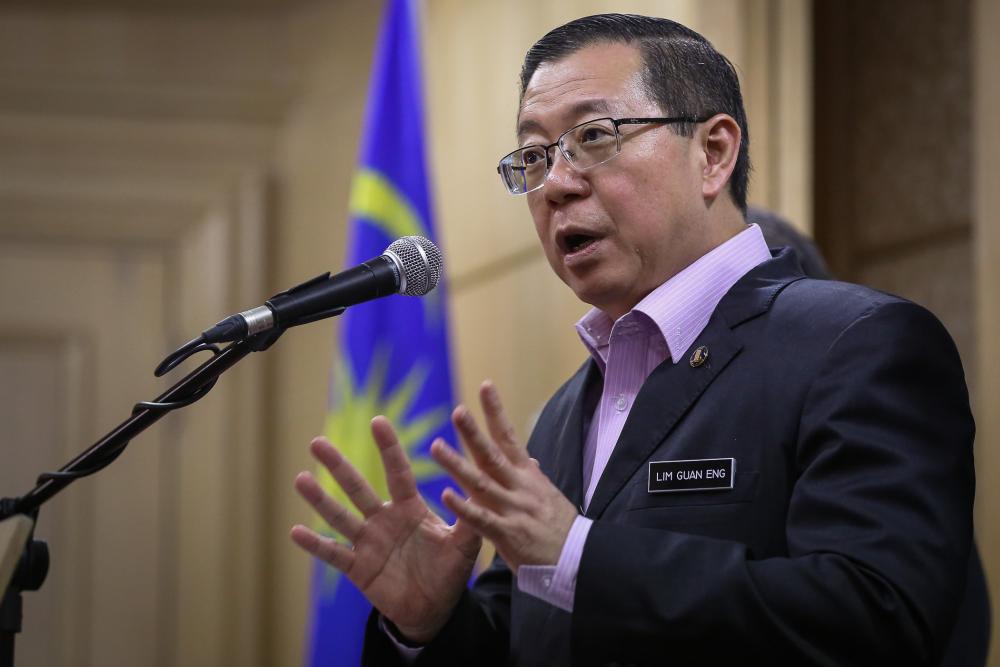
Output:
[{"xmin": 291, "ymin": 14, "xmax": 982, "ymax": 666}]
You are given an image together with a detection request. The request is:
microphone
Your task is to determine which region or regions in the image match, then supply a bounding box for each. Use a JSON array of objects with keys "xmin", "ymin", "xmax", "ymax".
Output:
[{"xmin": 201, "ymin": 235, "xmax": 442, "ymax": 344}]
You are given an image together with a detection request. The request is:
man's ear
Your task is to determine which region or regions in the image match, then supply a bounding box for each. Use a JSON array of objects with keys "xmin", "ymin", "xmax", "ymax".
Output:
[{"xmin": 698, "ymin": 114, "xmax": 741, "ymax": 204}]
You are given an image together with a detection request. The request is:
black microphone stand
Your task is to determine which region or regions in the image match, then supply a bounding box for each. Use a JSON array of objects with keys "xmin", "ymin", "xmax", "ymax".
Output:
[{"xmin": 0, "ymin": 305, "xmax": 324, "ymax": 667}]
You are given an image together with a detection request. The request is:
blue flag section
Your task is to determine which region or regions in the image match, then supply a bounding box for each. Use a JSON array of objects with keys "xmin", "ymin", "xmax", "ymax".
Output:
[{"xmin": 304, "ymin": 0, "xmax": 458, "ymax": 665}]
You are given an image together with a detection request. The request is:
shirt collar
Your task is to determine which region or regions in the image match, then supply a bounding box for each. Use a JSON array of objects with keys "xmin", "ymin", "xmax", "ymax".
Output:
[{"xmin": 575, "ymin": 223, "xmax": 771, "ymax": 366}]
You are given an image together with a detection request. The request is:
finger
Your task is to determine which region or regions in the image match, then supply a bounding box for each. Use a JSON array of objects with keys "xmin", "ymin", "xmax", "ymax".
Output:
[
  {"xmin": 290, "ymin": 524, "xmax": 356, "ymax": 571},
  {"xmin": 432, "ymin": 438, "xmax": 520, "ymax": 508},
  {"xmin": 451, "ymin": 405, "xmax": 518, "ymax": 488},
  {"xmin": 371, "ymin": 416, "xmax": 420, "ymax": 502},
  {"xmin": 310, "ymin": 437, "xmax": 382, "ymax": 518},
  {"xmin": 294, "ymin": 471, "xmax": 364, "ymax": 542},
  {"xmin": 441, "ymin": 488, "xmax": 503, "ymax": 542},
  {"xmin": 480, "ymin": 381, "xmax": 530, "ymax": 465},
  {"xmin": 450, "ymin": 517, "xmax": 483, "ymax": 561}
]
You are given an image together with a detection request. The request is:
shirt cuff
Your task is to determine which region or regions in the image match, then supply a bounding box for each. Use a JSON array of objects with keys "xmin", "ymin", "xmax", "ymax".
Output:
[
  {"xmin": 516, "ymin": 515, "xmax": 593, "ymax": 612},
  {"xmin": 377, "ymin": 614, "xmax": 423, "ymax": 663}
]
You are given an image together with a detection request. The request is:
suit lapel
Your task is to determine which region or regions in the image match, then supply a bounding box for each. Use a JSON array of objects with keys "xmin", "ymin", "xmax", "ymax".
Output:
[
  {"xmin": 583, "ymin": 249, "xmax": 806, "ymax": 520},
  {"xmin": 584, "ymin": 314, "xmax": 742, "ymax": 519}
]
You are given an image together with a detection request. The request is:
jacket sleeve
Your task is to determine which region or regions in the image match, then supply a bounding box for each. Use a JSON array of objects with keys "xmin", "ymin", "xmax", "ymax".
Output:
[{"xmin": 571, "ymin": 301, "xmax": 976, "ymax": 666}]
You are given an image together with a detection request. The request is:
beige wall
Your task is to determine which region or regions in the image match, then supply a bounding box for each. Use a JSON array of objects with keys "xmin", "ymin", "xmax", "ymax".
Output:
[{"xmin": 1, "ymin": 1, "xmax": 995, "ymax": 665}]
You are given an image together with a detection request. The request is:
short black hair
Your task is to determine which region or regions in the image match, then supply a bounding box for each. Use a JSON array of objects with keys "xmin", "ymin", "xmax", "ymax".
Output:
[{"xmin": 519, "ymin": 14, "xmax": 751, "ymax": 214}]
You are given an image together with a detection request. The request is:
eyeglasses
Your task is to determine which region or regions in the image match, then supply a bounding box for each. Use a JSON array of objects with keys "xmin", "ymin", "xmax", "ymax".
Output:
[{"xmin": 497, "ymin": 116, "xmax": 709, "ymax": 195}]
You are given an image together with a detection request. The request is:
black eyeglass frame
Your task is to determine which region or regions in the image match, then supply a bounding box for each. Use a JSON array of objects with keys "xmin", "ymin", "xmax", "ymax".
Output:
[{"xmin": 496, "ymin": 115, "xmax": 712, "ymax": 195}]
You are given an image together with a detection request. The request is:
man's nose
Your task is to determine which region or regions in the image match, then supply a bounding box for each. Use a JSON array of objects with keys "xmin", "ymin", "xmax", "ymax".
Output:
[{"xmin": 543, "ymin": 148, "xmax": 590, "ymax": 204}]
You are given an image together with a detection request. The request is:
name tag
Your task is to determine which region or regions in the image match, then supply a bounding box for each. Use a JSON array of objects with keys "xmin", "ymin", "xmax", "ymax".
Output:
[{"xmin": 647, "ymin": 458, "xmax": 735, "ymax": 493}]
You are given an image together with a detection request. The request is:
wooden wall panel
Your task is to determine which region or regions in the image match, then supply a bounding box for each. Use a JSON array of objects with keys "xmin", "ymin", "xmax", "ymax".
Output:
[
  {"xmin": 814, "ymin": 0, "xmax": 976, "ymax": 379},
  {"xmin": 0, "ymin": 240, "xmax": 170, "ymax": 666},
  {"xmin": 0, "ymin": 334, "xmax": 91, "ymax": 666},
  {"xmin": 0, "ymin": 111, "xmax": 271, "ymax": 667},
  {"xmin": 973, "ymin": 0, "xmax": 1000, "ymax": 662}
]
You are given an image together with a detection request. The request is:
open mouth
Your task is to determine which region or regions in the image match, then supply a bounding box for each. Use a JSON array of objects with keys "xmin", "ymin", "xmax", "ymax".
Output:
[{"xmin": 565, "ymin": 233, "xmax": 598, "ymax": 253}]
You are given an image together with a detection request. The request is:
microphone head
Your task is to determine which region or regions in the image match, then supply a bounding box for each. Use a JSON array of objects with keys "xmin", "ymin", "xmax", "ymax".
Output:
[{"xmin": 384, "ymin": 235, "xmax": 443, "ymax": 296}]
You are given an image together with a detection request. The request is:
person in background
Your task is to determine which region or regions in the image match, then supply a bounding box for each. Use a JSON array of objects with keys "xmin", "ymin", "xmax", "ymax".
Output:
[{"xmin": 747, "ymin": 207, "xmax": 830, "ymax": 279}]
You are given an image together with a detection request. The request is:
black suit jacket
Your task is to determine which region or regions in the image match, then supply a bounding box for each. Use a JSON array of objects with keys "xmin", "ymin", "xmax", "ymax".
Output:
[{"xmin": 364, "ymin": 250, "xmax": 980, "ymax": 666}]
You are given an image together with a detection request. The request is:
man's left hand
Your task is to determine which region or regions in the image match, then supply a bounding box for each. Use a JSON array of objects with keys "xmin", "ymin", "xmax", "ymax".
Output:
[{"xmin": 432, "ymin": 381, "xmax": 579, "ymax": 572}]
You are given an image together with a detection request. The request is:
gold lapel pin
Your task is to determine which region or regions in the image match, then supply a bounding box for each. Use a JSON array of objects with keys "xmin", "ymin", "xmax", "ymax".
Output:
[{"xmin": 689, "ymin": 345, "xmax": 709, "ymax": 367}]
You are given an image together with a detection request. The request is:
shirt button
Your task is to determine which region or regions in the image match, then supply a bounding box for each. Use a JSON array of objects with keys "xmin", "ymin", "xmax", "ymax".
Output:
[
  {"xmin": 615, "ymin": 394, "xmax": 628, "ymax": 411},
  {"xmin": 542, "ymin": 575, "xmax": 553, "ymax": 588}
]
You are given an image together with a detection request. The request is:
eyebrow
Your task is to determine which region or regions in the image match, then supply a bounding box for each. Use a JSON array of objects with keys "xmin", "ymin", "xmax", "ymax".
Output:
[{"xmin": 516, "ymin": 99, "xmax": 614, "ymax": 142}]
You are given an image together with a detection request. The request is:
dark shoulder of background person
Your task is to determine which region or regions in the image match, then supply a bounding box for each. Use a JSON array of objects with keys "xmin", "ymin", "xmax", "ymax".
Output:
[{"xmin": 748, "ymin": 207, "xmax": 831, "ymax": 280}]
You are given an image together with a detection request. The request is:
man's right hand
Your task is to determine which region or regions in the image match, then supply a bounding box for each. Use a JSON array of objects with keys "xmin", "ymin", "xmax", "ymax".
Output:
[{"xmin": 290, "ymin": 416, "xmax": 482, "ymax": 644}]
